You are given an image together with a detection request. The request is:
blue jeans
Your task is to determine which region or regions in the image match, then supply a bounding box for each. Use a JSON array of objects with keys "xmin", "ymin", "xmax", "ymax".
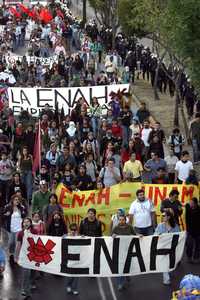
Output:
[
  {"xmin": 116, "ymin": 276, "xmax": 126, "ymax": 288},
  {"xmin": 40, "ymin": 48, "xmax": 50, "ymax": 58},
  {"xmin": 134, "ymin": 226, "xmax": 154, "ymax": 236},
  {"xmin": 21, "ymin": 268, "xmax": 31, "ymax": 295},
  {"xmin": 66, "ymin": 277, "xmax": 79, "ymax": 290},
  {"xmin": 21, "ymin": 170, "xmax": 33, "ymax": 202},
  {"xmin": 91, "ymin": 117, "xmax": 100, "ymax": 138},
  {"xmin": 192, "ymin": 139, "xmax": 200, "ymax": 162},
  {"xmin": 8, "ymin": 231, "xmax": 18, "ymax": 256},
  {"xmin": 15, "ymin": 35, "xmax": 21, "ymax": 49}
]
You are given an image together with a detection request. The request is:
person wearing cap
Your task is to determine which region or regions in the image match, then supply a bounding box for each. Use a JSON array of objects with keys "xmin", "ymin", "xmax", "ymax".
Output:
[{"xmin": 32, "ymin": 180, "xmax": 51, "ymax": 214}]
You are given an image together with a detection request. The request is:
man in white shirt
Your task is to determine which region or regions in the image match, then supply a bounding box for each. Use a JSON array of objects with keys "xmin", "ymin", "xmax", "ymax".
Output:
[
  {"xmin": 141, "ymin": 120, "xmax": 152, "ymax": 159},
  {"xmin": 175, "ymin": 150, "xmax": 193, "ymax": 184},
  {"xmin": 129, "ymin": 189, "xmax": 156, "ymax": 235},
  {"xmin": 99, "ymin": 158, "xmax": 121, "ymax": 187}
]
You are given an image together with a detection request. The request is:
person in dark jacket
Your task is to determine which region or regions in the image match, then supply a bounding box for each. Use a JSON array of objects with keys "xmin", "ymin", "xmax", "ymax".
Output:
[
  {"xmin": 185, "ymin": 197, "xmax": 200, "ymax": 263},
  {"xmin": 160, "ymin": 190, "xmax": 182, "ymax": 226},
  {"xmin": 79, "ymin": 208, "xmax": 102, "ymax": 237},
  {"xmin": 74, "ymin": 165, "xmax": 93, "ymax": 191},
  {"xmin": 8, "ymin": 172, "xmax": 27, "ymax": 201},
  {"xmin": 43, "ymin": 193, "xmax": 63, "ymax": 226},
  {"xmin": 136, "ymin": 102, "xmax": 150, "ymax": 124},
  {"xmin": 47, "ymin": 211, "xmax": 67, "ymax": 236}
]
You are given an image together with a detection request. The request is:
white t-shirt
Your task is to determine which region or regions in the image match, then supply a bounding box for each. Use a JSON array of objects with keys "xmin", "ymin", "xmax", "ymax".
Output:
[
  {"xmin": 10, "ymin": 210, "xmax": 22, "ymax": 233},
  {"xmin": 175, "ymin": 160, "xmax": 193, "ymax": 181},
  {"xmin": 141, "ymin": 128, "xmax": 152, "ymax": 147},
  {"xmin": 129, "ymin": 199, "xmax": 155, "ymax": 228}
]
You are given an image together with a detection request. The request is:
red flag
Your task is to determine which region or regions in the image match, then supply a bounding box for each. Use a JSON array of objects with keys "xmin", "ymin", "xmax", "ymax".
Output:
[
  {"xmin": 39, "ymin": 8, "xmax": 53, "ymax": 24},
  {"xmin": 28, "ymin": 8, "xmax": 37, "ymax": 19},
  {"xmin": 32, "ymin": 121, "xmax": 41, "ymax": 174},
  {"xmin": 18, "ymin": 3, "xmax": 30, "ymax": 15},
  {"xmin": 9, "ymin": 7, "xmax": 21, "ymax": 18}
]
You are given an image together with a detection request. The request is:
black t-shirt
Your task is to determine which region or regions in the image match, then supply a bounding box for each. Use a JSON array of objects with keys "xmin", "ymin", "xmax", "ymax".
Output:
[
  {"xmin": 75, "ymin": 174, "xmax": 92, "ymax": 190},
  {"xmin": 79, "ymin": 218, "xmax": 102, "ymax": 237},
  {"xmin": 160, "ymin": 198, "xmax": 182, "ymax": 225}
]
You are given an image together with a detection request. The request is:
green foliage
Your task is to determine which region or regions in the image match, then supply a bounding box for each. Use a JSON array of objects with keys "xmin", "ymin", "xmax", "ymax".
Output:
[{"xmin": 167, "ymin": 0, "xmax": 200, "ymax": 89}]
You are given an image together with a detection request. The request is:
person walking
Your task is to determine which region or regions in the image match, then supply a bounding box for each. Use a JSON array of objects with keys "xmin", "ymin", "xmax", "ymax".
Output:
[
  {"xmin": 112, "ymin": 214, "xmax": 135, "ymax": 291},
  {"xmin": 65, "ymin": 223, "xmax": 80, "ymax": 295},
  {"xmin": 185, "ymin": 197, "xmax": 200, "ymax": 263},
  {"xmin": 160, "ymin": 190, "xmax": 183, "ymax": 227},
  {"xmin": 128, "ymin": 189, "xmax": 156, "ymax": 235},
  {"xmin": 79, "ymin": 208, "xmax": 102, "ymax": 237},
  {"xmin": 155, "ymin": 211, "xmax": 179, "ymax": 285}
]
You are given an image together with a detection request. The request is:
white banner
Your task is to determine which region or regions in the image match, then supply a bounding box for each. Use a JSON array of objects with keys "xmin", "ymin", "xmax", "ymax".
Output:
[
  {"xmin": 18, "ymin": 232, "xmax": 186, "ymax": 277},
  {"xmin": 8, "ymin": 84, "xmax": 130, "ymax": 116},
  {"xmin": 6, "ymin": 53, "xmax": 58, "ymax": 66}
]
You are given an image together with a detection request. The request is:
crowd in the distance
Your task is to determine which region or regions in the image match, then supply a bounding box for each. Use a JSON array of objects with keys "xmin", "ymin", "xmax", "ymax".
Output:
[{"xmin": 0, "ymin": 1, "xmax": 200, "ymax": 298}]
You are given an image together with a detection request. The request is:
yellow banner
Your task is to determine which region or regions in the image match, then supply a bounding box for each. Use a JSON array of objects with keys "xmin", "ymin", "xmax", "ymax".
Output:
[{"xmin": 56, "ymin": 183, "xmax": 199, "ymax": 234}]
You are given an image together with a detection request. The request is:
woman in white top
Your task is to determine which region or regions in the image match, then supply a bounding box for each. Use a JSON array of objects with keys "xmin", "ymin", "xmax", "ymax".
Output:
[
  {"xmin": 130, "ymin": 119, "xmax": 141, "ymax": 138},
  {"xmin": 3, "ymin": 196, "xmax": 27, "ymax": 262}
]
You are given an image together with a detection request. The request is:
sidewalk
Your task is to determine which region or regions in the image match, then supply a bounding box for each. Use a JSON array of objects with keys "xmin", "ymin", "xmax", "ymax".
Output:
[{"xmin": 132, "ymin": 78, "xmax": 200, "ymax": 176}]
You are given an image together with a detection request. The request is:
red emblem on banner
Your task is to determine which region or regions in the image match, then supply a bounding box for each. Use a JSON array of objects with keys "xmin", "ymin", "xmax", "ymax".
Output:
[{"xmin": 27, "ymin": 237, "xmax": 56, "ymax": 267}]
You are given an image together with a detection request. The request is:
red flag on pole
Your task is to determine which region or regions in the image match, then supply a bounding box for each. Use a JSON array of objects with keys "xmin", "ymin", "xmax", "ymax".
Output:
[
  {"xmin": 9, "ymin": 7, "xmax": 21, "ymax": 18},
  {"xmin": 18, "ymin": 3, "xmax": 30, "ymax": 15},
  {"xmin": 28, "ymin": 8, "xmax": 37, "ymax": 19},
  {"xmin": 32, "ymin": 121, "xmax": 41, "ymax": 175}
]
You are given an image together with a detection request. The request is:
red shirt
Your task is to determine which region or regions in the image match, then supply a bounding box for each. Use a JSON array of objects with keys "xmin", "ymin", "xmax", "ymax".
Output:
[
  {"xmin": 111, "ymin": 125, "xmax": 122, "ymax": 138},
  {"xmin": 17, "ymin": 228, "xmax": 38, "ymax": 243}
]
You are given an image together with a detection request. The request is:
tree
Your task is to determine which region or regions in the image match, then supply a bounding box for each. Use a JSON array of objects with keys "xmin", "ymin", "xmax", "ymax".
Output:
[
  {"xmin": 166, "ymin": 0, "xmax": 200, "ymax": 91},
  {"xmin": 82, "ymin": 0, "xmax": 87, "ymax": 26},
  {"xmin": 88, "ymin": 0, "xmax": 120, "ymax": 47},
  {"xmin": 118, "ymin": 0, "xmax": 186, "ymax": 126}
]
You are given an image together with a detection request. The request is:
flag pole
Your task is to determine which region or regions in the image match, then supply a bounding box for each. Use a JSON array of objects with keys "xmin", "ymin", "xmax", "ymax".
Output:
[{"xmin": 38, "ymin": 119, "xmax": 41, "ymax": 173}]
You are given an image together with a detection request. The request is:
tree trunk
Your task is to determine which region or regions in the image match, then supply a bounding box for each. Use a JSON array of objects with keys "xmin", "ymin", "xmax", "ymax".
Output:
[
  {"xmin": 174, "ymin": 86, "xmax": 180, "ymax": 127},
  {"xmin": 154, "ymin": 66, "xmax": 160, "ymax": 100},
  {"xmin": 82, "ymin": 0, "xmax": 87, "ymax": 26}
]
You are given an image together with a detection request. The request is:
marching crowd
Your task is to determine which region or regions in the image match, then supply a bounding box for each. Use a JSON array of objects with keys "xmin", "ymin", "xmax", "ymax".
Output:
[{"xmin": 0, "ymin": 1, "xmax": 200, "ymax": 299}]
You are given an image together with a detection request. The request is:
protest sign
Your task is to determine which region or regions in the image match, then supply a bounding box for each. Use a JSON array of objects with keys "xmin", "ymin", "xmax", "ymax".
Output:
[
  {"xmin": 8, "ymin": 84, "xmax": 130, "ymax": 115},
  {"xmin": 56, "ymin": 182, "xmax": 199, "ymax": 233},
  {"xmin": 18, "ymin": 232, "xmax": 186, "ymax": 277},
  {"xmin": 6, "ymin": 53, "xmax": 58, "ymax": 66}
]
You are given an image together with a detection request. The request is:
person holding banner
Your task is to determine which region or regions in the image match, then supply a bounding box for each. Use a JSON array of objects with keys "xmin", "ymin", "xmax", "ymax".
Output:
[
  {"xmin": 129, "ymin": 189, "xmax": 156, "ymax": 235},
  {"xmin": 155, "ymin": 210, "xmax": 180, "ymax": 285},
  {"xmin": 112, "ymin": 214, "xmax": 135, "ymax": 291},
  {"xmin": 79, "ymin": 208, "xmax": 102, "ymax": 237},
  {"xmin": 15, "ymin": 217, "xmax": 38, "ymax": 298},
  {"xmin": 65, "ymin": 223, "xmax": 80, "ymax": 295}
]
